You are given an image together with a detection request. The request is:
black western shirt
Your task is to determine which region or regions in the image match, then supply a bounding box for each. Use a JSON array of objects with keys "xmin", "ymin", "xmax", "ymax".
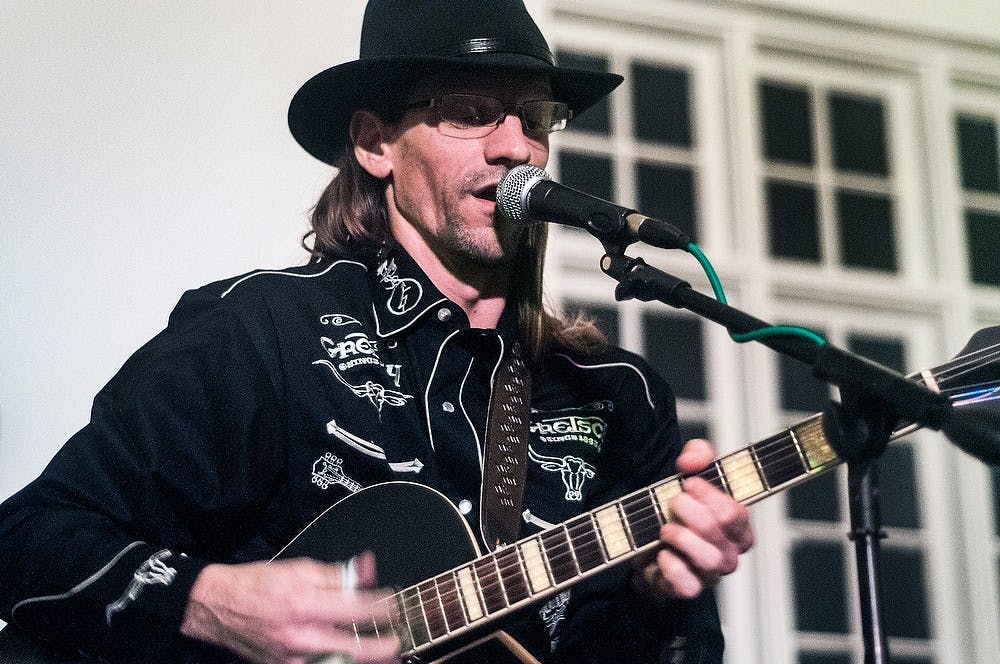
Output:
[{"xmin": 0, "ymin": 246, "xmax": 722, "ymax": 662}]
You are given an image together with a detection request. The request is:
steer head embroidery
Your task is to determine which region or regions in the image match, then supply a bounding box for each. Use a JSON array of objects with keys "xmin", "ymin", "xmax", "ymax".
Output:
[{"xmin": 528, "ymin": 446, "xmax": 596, "ymax": 502}]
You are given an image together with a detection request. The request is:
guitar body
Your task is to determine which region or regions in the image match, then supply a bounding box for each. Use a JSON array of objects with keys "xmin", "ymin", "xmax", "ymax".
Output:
[
  {"xmin": 275, "ymin": 482, "xmax": 538, "ymax": 664},
  {"xmin": 276, "ymin": 482, "xmax": 480, "ymax": 588}
]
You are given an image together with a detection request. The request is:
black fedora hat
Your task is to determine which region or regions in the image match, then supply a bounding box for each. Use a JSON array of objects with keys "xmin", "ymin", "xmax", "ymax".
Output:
[{"xmin": 288, "ymin": 0, "xmax": 623, "ymax": 165}]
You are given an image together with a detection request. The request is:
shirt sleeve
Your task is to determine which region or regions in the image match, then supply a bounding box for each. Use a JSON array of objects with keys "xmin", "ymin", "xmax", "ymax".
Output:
[
  {"xmin": 547, "ymin": 351, "xmax": 725, "ymax": 664},
  {"xmin": 0, "ymin": 287, "xmax": 286, "ymax": 661}
]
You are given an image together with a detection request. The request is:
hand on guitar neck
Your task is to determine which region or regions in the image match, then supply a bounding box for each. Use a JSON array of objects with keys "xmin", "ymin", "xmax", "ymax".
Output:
[
  {"xmin": 179, "ymin": 551, "xmax": 400, "ymax": 664},
  {"xmin": 630, "ymin": 438, "xmax": 755, "ymax": 602}
]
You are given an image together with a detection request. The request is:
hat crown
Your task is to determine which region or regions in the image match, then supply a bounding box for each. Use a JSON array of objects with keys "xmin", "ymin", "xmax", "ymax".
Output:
[{"xmin": 359, "ymin": 0, "xmax": 552, "ymax": 65}]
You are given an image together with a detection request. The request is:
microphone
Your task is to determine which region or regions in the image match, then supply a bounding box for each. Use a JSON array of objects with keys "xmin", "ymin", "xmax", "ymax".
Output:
[{"xmin": 496, "ymin": 164, "xmax": 692, "ymax": 250}]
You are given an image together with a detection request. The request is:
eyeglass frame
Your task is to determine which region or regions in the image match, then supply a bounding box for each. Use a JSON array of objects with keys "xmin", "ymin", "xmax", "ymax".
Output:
[{"xmin": 402, "ymin": 93, "xmax": 573, "ymax": 139}]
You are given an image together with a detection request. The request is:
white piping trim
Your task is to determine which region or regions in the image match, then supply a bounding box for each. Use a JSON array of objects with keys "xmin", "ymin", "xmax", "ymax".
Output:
[
  {"xmin": 458, "ymin": 356, "xmax": 484, "ymax": 468},
  {"xmin": 219, "ymin": 260, "xmax": 365, "ymax": 298},
  {"xmin": 423, "ymin": 329, "xmax": 464, "ymax": 452},
  {"xmin": 373, "ymin": 297, "xmax": 449, "ymax": 338},
  {"xmin": 553, "ymin": 353, "xmax": 657, "ymax": 410},
  {"xmin": 10, "ymin": 541, "xmax": 147, "ymax": 623}
]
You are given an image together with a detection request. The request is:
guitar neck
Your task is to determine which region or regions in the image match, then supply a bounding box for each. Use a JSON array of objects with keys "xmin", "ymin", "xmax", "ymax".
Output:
[{"xmin": 381, "ymin": 414, "xmax": 842, "ymax": 657}]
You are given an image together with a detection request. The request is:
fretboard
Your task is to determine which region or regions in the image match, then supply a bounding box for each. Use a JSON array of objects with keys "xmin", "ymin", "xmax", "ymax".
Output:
[{"xmin": 371, "ymin": 414, "xmax": 840, "ymax": 656}]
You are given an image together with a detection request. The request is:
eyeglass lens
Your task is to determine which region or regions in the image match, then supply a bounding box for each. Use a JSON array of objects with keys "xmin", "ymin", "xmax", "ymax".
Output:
[{"xmin": 435, "ymin": 94, "xmax": 569, "ymax": 136}]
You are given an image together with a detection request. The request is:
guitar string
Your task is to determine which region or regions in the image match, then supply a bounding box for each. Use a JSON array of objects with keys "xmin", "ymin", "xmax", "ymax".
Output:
[
  {"xmin": 379, "ymin": 344, "xmax": 1000, "ymax": 647},
  {"xmin": 930, "ymin": 342, "xmax": 1000, "ymax": 381}
]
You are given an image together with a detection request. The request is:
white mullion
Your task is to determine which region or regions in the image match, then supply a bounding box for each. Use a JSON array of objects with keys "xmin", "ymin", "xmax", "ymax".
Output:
[{"xmin": 812, "ymin": 82, "xmax": 839, "ymax": 274}]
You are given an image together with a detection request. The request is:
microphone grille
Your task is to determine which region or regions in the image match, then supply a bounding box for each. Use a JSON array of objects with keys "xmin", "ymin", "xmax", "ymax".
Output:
[{"xmin": 497, "ymin": 164, "xmax": 550, "ymax": 224}]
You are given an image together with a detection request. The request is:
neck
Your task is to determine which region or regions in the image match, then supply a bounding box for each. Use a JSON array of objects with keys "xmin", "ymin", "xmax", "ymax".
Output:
[{"xmin": 390, "ymin": 221, "xmax": 512, "ymax": 330}]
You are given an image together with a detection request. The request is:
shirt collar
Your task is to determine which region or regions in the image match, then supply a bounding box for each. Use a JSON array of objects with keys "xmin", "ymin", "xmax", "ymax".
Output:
[{"xmin": 368, "ymin": 245, "xmax": 449, "ymax": 338}]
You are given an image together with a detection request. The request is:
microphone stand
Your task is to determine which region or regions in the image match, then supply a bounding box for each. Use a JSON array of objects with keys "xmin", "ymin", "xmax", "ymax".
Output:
[{"xmin": 596, "ymin": 249, "xmax": 956, "ymax": 664}]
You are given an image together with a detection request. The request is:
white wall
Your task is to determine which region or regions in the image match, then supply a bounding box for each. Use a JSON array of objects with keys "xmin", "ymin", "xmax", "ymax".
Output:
[{"xmin": 0, "ymin": 2, "xmax": 366, "ymax": 499}]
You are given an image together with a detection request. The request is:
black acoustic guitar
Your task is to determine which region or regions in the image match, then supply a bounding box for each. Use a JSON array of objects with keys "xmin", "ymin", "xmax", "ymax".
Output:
[{"xmin": 2, "ymin": 330, "xmax": 998, "ymax": 662}]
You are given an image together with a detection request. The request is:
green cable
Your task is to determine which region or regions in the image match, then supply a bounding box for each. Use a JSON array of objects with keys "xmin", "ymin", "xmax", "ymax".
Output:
[{"xmin": 685, "ymin": 242, "xmax": 826, "ymax": 346}]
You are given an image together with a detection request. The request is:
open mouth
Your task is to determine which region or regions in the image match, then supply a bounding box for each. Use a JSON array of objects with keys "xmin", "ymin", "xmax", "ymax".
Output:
[{"xmin": 474, "ymin": 184, "xmax": 498, "ymax": 203}]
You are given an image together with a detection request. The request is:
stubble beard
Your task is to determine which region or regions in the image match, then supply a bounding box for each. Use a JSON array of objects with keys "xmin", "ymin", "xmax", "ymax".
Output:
[{"xmin": 438, "ymin": 208, "xmax": 522, "ymax": 268}]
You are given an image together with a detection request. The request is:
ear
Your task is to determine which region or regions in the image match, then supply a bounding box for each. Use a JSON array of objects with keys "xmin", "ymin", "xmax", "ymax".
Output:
[{"xmin": 351, "ymin": 110, "xmax": 394, "ymax": 179}]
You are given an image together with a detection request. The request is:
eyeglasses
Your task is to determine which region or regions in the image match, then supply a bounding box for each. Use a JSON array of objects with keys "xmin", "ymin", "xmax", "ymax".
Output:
[{"xmin": 404, "ymin": 93, "xmax": 572, "ymax": 139}]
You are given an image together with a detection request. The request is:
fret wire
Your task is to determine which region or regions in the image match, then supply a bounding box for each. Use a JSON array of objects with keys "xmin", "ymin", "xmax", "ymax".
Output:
[
  {"xmin": 450, "ymin": 570, "xmax": 469, "ymax": 624},
  {"xmin": 712, "ymin": 459, "xmax": 731, "ymax": 495},
  {"xmin": 414, "ymin": 583, "xmax": 436, "ymax": 641},
  {"xmin": 501, "ymin": 545, "xmax": 530, "ymax": 602},
  {"xmin": 559, "ymin": 523, "xmax": 582, "ymax": 578},
  {"xmin": 393, "ymin": 590, "xmax": 417, "ymax": 651},
  {"xmin": 562, "ymin": 523, "xmax": 582, "ymax": 575},
  {"xmin": 539, "ymin": 535, "xmax": 556, "ymax": 584},
  {"xmin": 470, "ymin": 560, "xmax": 493, "ymax": 618},
  {"xmin": 492, "ymin": 552, "xmax": 511, "ymax": 607},
  {"xmin": 430, "ymin": 577, "xmax": 450, "ymax": 635},
  {"xmin": 404, "ymin": 586, "xmax": 430, "ymax": 648},
  {"xmin": 380, "ymin": 596, "xmax": 403, "ymax": 648},
  {"xmin": 415, "ymin": 584, "xmax": 432, "ymax": 644},
  {"xmin": 615, "ymin": 501, "xmax": 636, "ymax": 550},
  {"xmin": 749, "ymin": 444, "xmax": 771, "ymax": 491},
  {"xmin": 479, "ymin": 558, "xmax": 507, "ymax": 614},
  {"xmin": 526, "ymin": 534, "xmax": 556, "ymax": 588}
]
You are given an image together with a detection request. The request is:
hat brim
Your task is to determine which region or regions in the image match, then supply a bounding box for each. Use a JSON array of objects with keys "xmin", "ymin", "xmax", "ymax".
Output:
[{"xmin": 288, "ymin": 55, "xmax": 623, "ymax": 165}]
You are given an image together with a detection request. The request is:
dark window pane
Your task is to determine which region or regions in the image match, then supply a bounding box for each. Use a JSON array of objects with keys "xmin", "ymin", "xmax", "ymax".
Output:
[
  {"xmin": 792, "ymin": 541, "xmax": 848, "ymax": 633},
  {"xmin": 556, "ymin": 51, "xmax": 612, "ymax": 135},
  {"xmin": 788, "ymin": 467, "xmax": 841, "ymax": 522},
  {"xmin": 637, "ymin": 162, "xmax": 697, "ymax": 242},
  {"xmin": 879, "ymin": 444, "xmax": 921, "ymax": 529},
  {"xmin": 843, "ymin": 335, "xmax": 919, "ymax": 527},
  {"xmin": 760, "ymin": 82, "xmax": 814, "ymax": 165},
  {"xmin": 558, "ymin": 151, "xmax": 614, "ymax": 202},
  {"xmin": 836, "ymin": 190, "xmax": 897, "ymax": 272},
  {"xmin": 957, "ymin": 115, "xmax": 1000, "ymax": 192},
  {"xmin": 679, "ymin": 421, "xmax": 709, "ymax": 444},
  {"xmin": 965, "ymin": 210, "xmax": 1000, "ymax": 287},
  {"xmin": 779, "ymin": 331, "xmax": 831, "ymax": 412},
  {"xmin": 799, "ymin": 654, "xmax": 851, "ymax": 664},
  {"xmin": 643, "ymin": 314, "xmax": 705, "ymax": 400},
  {"xmin": 564, "ymin": 300, "xmax": 620, "ymax": 347},
  {"xmin": 847, "ymin": 333, "xmax": 907, "ymax": 374},
  {"xmin": 829, "ymin": 94, "xmax": 889, "ymax": 175},
  {"xmin": 632, "ymin": 63, "xmax": 691, "ymax": 146},
  {"xmin": 767, "ymin": 180, "xmax": 820, "ymax": 262},
  {"xmin": 882, "ymin": 547, "xmax": 930, "ymax": 638}
]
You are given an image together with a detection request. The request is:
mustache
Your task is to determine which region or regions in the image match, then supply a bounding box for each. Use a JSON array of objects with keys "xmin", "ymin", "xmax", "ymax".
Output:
[{"xmin": 463, "ymin": 169, "xmax": 510, "ymax": 197}]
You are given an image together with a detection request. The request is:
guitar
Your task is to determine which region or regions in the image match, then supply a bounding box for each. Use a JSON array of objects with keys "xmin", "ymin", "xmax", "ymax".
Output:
[
  {"xmin": 271, "ymin": 328, "xmax": 1000, "ymax": 663},
  {"xmin": 2, "ymin": 329, "xmax": 998, "ymax": 662}
]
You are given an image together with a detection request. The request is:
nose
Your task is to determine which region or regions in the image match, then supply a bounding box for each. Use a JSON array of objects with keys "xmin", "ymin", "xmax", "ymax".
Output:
[{"xmin": 483, "ymin": 113, "xmax": 538, "ymax": 166}]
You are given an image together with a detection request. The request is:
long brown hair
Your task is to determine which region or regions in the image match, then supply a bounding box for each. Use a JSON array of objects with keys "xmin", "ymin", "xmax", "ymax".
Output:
[{"xmin": 303, "ymin": 147, "xmax": 606, "ymax": 362}]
